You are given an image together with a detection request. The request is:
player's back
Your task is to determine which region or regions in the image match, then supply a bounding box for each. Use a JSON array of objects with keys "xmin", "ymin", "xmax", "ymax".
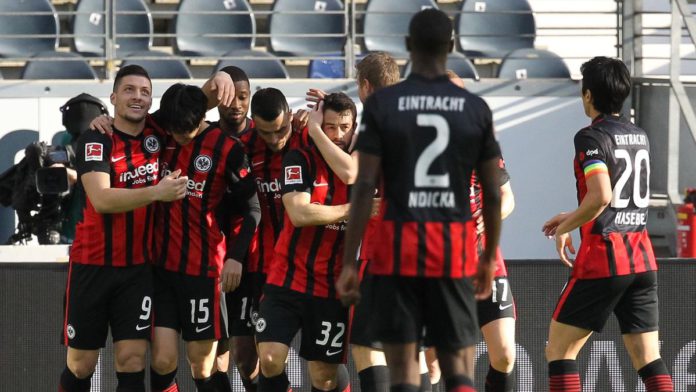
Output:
[
  {"xmin": 573, "ymin": 114, "xmax": 656, "ymax": 278},
  {"xmin": 356, "ymin": 73, "xmax": 501, "ymax": 278}
]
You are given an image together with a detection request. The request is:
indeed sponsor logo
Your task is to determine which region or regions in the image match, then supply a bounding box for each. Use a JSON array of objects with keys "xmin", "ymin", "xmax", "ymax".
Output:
[
  {"xmin": 256, "ymin": 178, "xmax": 281, "ymax": 194},
  {"xmin": 163, "ymin": 168, "xmax": 206, "ymax": 198},
  {"xmin": 120, "ymin": 161, "xmax": 158, "ymax": 184}
]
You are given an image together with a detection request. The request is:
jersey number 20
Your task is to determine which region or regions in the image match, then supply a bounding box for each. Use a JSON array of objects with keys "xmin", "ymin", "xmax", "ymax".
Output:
[{"xmin": 612, "ymin": 148, "xmax": 650, "ymax": 208}]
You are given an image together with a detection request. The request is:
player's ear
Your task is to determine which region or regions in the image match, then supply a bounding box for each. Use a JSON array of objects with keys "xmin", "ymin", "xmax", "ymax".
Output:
[{"xmin": 110, "ymin": 92, "xmax": 116, "ymax": 105}]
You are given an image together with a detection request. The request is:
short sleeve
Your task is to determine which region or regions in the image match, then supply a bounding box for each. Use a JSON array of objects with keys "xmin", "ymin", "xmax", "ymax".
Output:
[
  {"xmin": 477, "ymin": 101, "xmax": 501, "ymax": 162},
  {"xmin": 498, "ymin": 158, "xmax": 510, "ymax": 186},
  {"xmin": 75, "ymin": 131, "xmax": 112, "ymax": 176},
  {"xmin": 354, "ymin": 94, "xmax": 383, "ymax": 156},
  {"xmin": 280, "ymin": 149, "xmax": 312, "ymax": 195},
  {"xmin": 574, "ymin": 129, "xmax": 609, "ymax": 178}
]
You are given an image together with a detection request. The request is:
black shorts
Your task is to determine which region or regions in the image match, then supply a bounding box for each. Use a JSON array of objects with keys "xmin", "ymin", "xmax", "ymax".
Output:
[
  {"xmin": 369, "ymin": 275, "xmax": 479, "ymax": 351},
  {"xmin": 62, "ymin": 263, "xmax": 153, "ymax": 350},
  {"xmin": 476, "ymin": 276, "xmax": 516, "ymax": 328},
  {"xmin": 153, "ymin": 268, "xmax": 227, "ymax": 342},
  {"xmin": 553, "ymin": 271, "xmax": 659, "ymax": 334},
  {"xmin": 350, "ymin": 260, "xmax": 382, "ymax": 349},
  {"xmin": 255, "ymin": 284, "xmax": 349, "ymax": 364},
  {"xmin": 225, "ymin": 271, "xmax": 265, "ymax": 337}
]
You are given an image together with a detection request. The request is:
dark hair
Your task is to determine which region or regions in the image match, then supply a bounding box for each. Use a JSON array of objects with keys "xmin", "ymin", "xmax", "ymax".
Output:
[
  {"xmin": 356, "ymin": 52, "xmax": 400, "ymax": 90},
  {"xmin": 114, "ymin": 64, "xmax": 151, "ymax": 92},
  {"xmin": 322, "ymin": 92, "xmax": 357, "ymax": 126},
  {"xmin": 158, "ymin": 84, "xmax": 208, "ymax": 134},
  {"xmin": 580, "ymin": 56, "xmax": 631, "ymax": 114},
  {"xmin": 219, "ymin": 66, "xmax": 250, "ymax": 85},
  {"xmin": 251, "ymin": 88, "xmax": 289, "ymax": 121},
  {"xmin": 408, "ymin": 9, "xmax": 452, "ymax": 56}
]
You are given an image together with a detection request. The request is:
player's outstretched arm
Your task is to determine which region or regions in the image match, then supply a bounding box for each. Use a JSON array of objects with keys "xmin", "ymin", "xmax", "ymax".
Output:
[
  {"xmin": 282, "ymin": 191, "xmax": 350, "ymax": 227},
  {"xmin": 337, "ymin": 152, "xmax": 381, "ymax": 306},
  {"xmin": 475, "ymin": 157, "xmax": 503, "ymax": 300},
  {"xmin": 82, "ymin": 169, "xmax": 187, "ymax": 214}
]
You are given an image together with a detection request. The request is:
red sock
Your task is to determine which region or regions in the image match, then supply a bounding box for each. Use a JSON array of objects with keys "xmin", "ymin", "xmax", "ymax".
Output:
[
  {"xmin": 548, "ymin": 360, "xmax": 581, "ymax": 392},
  {"xmin": 639, "ymin": 359, "xmax": 673, "ymax": 392}
]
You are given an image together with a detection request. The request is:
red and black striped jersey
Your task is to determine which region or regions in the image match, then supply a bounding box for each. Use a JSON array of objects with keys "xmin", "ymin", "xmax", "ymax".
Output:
[
  {"xmin": 235, "ymin": 127, "xmax": 311, "ymax": 274},
  {"xmin": 71, "ymin": 122, "xmax": 162, "ymax": 267},
  {"xmin": 266, "ymin": 146, "xmax": 348, "ymax": 298},
  {"xmin": 470, "ymin": 158, "xmax": 510, "ymax": 277},
  {"xmin": 355, "ymin": 73, "xmax": 501, "ymax": 278},
  {"xmin": 572, "ymin": 114, "xmax": 656, "ymax": 279},
  {"xmin": 154, "ymin": 122, "xmax": 255, "ymax": 278}
]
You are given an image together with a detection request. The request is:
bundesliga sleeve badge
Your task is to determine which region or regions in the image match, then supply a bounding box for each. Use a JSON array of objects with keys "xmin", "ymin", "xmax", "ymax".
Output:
[
  {"xmin": 85, "ymin": 142, "xmax": 103, "ymax": 162},
  {"xmin": 284, "ymin": 165, "xmax": 303, "ymax": 185}
]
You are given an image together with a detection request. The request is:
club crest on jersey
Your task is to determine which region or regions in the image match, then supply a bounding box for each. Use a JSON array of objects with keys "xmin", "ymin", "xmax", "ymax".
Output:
[
  {"xmin": 255, "ymin": 317, "xmax": 267, "ymax": 333},
  {"xmin": 194, "ymin": 155, "xmax": 213, "ymax": 173},
  {"xmin": 66, "ymin": 324, "xmax": 75, "ymax": 339},
  {"xmin": 144, "ymin": 135, "xmax": 160, "ymax": 153},
  {"xmin": 285, "ymin": 165, "xmax": 302, "ymax": 185},
  {"xmin": 85, "ymin": 142, "xmax": 103, "ymax": 161}
]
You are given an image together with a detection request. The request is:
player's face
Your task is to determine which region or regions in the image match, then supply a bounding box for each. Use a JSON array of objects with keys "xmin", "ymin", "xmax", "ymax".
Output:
[
  {"xmin": 111, "ymin": 75, "xmax": 152, "ymax": 124},
  {"xmin": 323, "ymin": 109, "xmax": 354, "ymax": 151},
  {"xmin": 254, "ymin": 111, "xmax": 292, "ymax": 152},
  {"xmin": 170, "ymin": 120, "xmax": 204, "ymax": 146},
  {"xmin": 218, "ymin": 80, "xmax": 251, "ymax": 129}
]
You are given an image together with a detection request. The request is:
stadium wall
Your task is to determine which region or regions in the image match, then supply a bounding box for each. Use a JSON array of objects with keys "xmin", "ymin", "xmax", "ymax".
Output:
[{"xmin": 1, "ymin": 257, "xmax": 694, "ymax": 391}]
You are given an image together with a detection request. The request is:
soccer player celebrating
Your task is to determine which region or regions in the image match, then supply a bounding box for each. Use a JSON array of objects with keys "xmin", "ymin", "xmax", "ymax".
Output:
[
  {"xmin": 60, "ymin": 65, "xmax": 188, "ymax": 392},
  {"xmin": 338, "ymin": 9, "xmax": 503, "ymax": 392},
  {"xmin": 255, "ymin": 93, "xmax": 364, "ymax": 392},
  {"xmin": 542, "ymin": 57, "xmax": 673, "ymax": 392}
]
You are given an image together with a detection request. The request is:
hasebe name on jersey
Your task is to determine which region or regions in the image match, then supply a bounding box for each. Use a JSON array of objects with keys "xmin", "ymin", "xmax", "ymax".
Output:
[
  {"xmin": 408, "ymin": 191, "xmax": 456, "ymax": 208},
  {"xmin": 398, "ymin": 95, "xmax": 466, "ymax": 112},
  {"xmin": 614, "ymin": 210, "xmax": 647, "ymax": 226},
  {"xmin": 614, "ymin": 133, "xmax": 647, "ymax": 146}
]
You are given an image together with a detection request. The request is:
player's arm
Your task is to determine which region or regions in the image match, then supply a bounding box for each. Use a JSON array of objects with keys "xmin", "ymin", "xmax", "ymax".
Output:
[
  {"xmin": 476, "ymin": 157, "xmax": 503, "ymax": 298},
  {"xmin": 201, "ymin": 71, "xmax": 235, "ymax": 109},
  {"xmin": 553, "ymin": 174, "xmax": 612, "ymax": 236},
  {"xmin": 500, "ymin": 181, "xmax": 515, "ymax": 220},
  {"xmin": 282, "ymin": 192, "xmax": 350, "ymax": 227},
  {"xmin": 307, "ymin": 100, "xmax": 359, "ymax": 184}
]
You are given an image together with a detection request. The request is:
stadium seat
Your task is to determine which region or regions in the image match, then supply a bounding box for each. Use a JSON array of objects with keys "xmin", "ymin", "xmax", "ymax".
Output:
[
  {"xmin": 174, "ymin": 0, "xmax": 255, "ymax": 57},
  {"xmin": 215, "ymin": 50, "xmax": 289, "ymax": 79},
  {"xmin": 497, "ymin": 48, "xmax": 570, "ymax": 79},
  {"xmin": 456, "ymin": 0, "xmax": 535, "ymax": 59},
  {"xmin": 0, "ymin": 0, "xmax": 59, "ymax": 58},
  {"xmin": 21, "ymin": 51, "xmax": 98, "ymax": 80},
  {"xmin": 403, "ymin": 52, "xmax": 479, "ymax": 80},
  {"xmin": 121, "ymin": 51, "xmax": 192, "ymax": 79},
  {"xmin": 269, "ymin": 0, "xmax": 346, "ymax": 56},
  {"xmin": 72, "ymin": 0, "xmax": 153, "ymax": 57},
  {"xmin": 308, "ymin": 57, "xmax": 345, "ymax": 78},
  {"xmin": 362, "ymin": 0, "xmax": 438, "ymax": 57}
]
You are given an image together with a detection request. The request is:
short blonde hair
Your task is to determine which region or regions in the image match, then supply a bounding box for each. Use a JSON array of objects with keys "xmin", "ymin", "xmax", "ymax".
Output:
[{"xmin": 356, "ymin": 52, "xmax": 400, "ymax": 90}]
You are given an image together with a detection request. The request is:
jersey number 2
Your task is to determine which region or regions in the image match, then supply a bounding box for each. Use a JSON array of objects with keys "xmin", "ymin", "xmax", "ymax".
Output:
[{"xmin": 415, "ymin": 114, "xmax": 450, "ymax": 188}]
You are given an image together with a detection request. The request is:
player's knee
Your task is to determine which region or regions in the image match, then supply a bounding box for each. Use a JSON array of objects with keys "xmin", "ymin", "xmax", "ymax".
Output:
[
  {"xmin": 545, "ymin": 344, "xmax": 565, "ymax": 362},
  {"xmin": 233, "ymin": 350, "xmax": 259, "ymax": 379},
  {"xmin": 151, "ymin": 353, "xmax": 178, "ymax": 375},
  {"xmin": 489, "ymin": 345, "xmax": 516, "ymax": 372},
  {"xmin": 67, "ymin": 360, "xmax": 97, "ymax": 379},
  {"xmin": 258, "ymin": 349, "xmax": 285, "ymax": 377},
  {"xmin": 115, "ymin": 350, "xmax": 146, "ymax": 372},
  {"xmin": 309, "ymin": 366, "xmax": 337, "ymax": 390}
]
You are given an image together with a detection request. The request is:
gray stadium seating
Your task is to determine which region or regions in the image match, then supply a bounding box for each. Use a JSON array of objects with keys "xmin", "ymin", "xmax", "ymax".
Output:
[
  {"xmin": 0, "ymin": 0, "xmax": 59, "ymax": 58},
  {"xmin": 497, "ymin": 48, "xmax": 570, "ymax": 79},
  {"xmin": 457, "ymin": 0, "xmax": 535, "ymax": 59},
  {"xmin": 72, "ymin": 0, "xmax": 153, "ymax": 57},
  {"xmin": 362, "ymin": 0, "xmax": 438, "ymax": 57},
  {"xmin": 175, "ymin": 0, "xmax": 255, "ymax": 57},
  {"xmin": 215, "ymin": 50, "xmax": 289, "ymax": 79},
  {"xmin": 403, "ymin": 52, "xmax": 479, "ymax": 80},
  {"xmin": 21, "ymin": 51, "xmax": 98, "ymax": 80},
  {"xmin": 121, "ymin": 51, "xmax": 192, "ymax": 79},
  {"xmin": 269, "ymin": 0, "xmax": 346, "ymax": 56}
]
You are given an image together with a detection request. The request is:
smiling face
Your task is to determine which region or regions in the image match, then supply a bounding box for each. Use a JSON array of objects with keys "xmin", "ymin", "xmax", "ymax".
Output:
[{"xmin": 110, "ymin": 75, "xmax": 152, "ymax": 126}]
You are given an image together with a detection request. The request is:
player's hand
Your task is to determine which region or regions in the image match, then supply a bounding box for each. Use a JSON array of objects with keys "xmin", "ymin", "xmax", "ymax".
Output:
[
  {"xmin": 307, "ymin": 100, "xmax": 324, "ymax": 139},
  {"xmin": 306, "ymin": 88, "xmax": 327, "ymax": 109},
  {"xmin": 370, "ymin": 198, "xmax": 381, "ymax": 217},
  {"xmin": 555, "ymin": 232, "xmax": 575, "ymax": 268},
  {"xmin": 293, "ymin": 109, "xmax": 310, "ymax": 131},
  {"xmin": 210, "ymin": 71, "xmax": 236, "ymax": 107},
  {"xmin": 220, "ymin": 258, "xmax": 243, "ymax": 292},
  {"xmin": 336, "ymin": 263, "xmax": 360, "ymax": 306},
  {"xmin": 90, "ymin": 114, "xmax": 114, "ymax": 135},
  {"xmin": 542, "ymin": 212, "xmax": 568, "ymax": 237},
  {"xmin": 473, "ymin": 254, "xmax": 496, "ymax": 300},
  {"xmin": 155, "ymin": 169, "xmax": 188, "ymax": 201}
]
